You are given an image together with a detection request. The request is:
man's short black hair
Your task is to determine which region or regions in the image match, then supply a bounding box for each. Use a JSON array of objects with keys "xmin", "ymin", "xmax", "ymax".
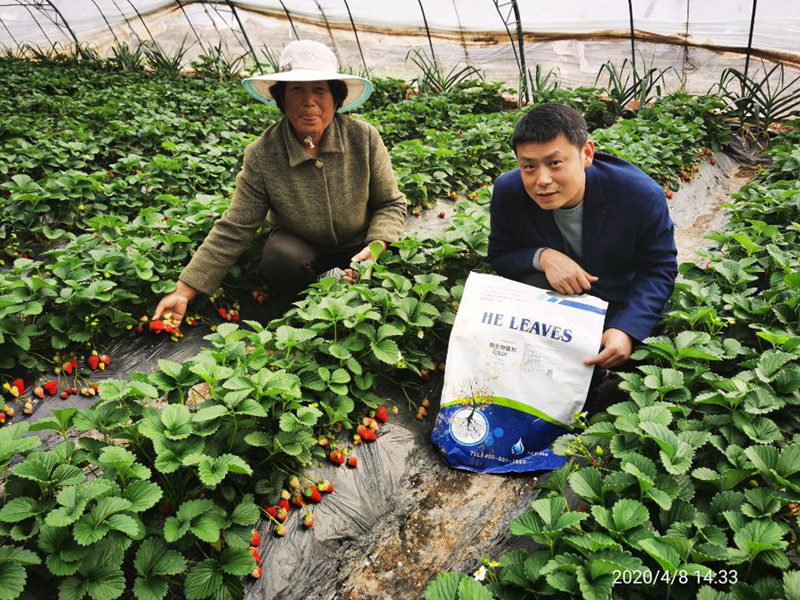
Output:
[
  {"xmin": 268, "ymin": 80, "xmax": 348, "ymax": 114},
  {"xmin": 510, "ymin": 103, "xmax": 589, "ymax": 153}
]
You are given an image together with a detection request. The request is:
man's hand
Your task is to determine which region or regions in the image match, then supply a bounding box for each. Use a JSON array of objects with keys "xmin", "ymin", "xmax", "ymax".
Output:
[
  {"xmin": 153, "ymin": 280, "xmax": 198, "ymax": 326},
  {"xmin": 584, "ymin": 328, "xmax": 632, "ymax": 369},
  {"xmin": 540, "ymin": 248, "xmax": 599, "ymax": 295},
  {"xmin": 344, "ymin": 240, "xmax": 387, "ymax": 283}
]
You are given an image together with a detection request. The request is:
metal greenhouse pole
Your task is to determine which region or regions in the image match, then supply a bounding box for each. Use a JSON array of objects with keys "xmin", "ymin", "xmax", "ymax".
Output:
[
  {"xmin": 744, "ymin": 0, "xmax": 758, "ymax": 81},
  {"xmin": 123, "ymin": 0, "xmax": 157, "ymax": 45},
  {"xmin": 88, "ymin": 0, "xmax": 121, "ymax": 45},
  {"xmin": 20, "ymin": 4, "xmax": 58, "ymax": 53},
  {"xmin": 491, "ymin": 0, "xmax": 529, "ymax": 103},
  {"xmin": 416, "ymin": 0, "xmax": 436, "ymax": 62},
  {"xmin": 627, "ymin": 0, "xmax": 637, "ymax": 80},
  {"xmin": 511, "ymin": 0, "xmax": 528, "ymax": 103},
  {"xmin": 223, "ymin": 0, "xmax": 260, "ymax": 69},
  {"xmin": 277, "ymin": 0, "xmax": 300, "ymax": 40},
  {"xmin": 0, "ymin": 17, "xmax": 20, "ymax": 49},
  {"xmin": 174, "ymin": 0, "xmax": 203, "ymax": 46},
  {"xmin": 342, "ymin": 0, "xmax": 368, "ymax": 74},
  {"xmin": 41, "ymin": 0, "xmax": 87, "ymax": 58}
]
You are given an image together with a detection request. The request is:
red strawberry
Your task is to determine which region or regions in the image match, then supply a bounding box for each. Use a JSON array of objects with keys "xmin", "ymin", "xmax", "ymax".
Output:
[
  {"xmin": 108, "ymin": 171, "xmax": 114, "ymax": 178},
  {"xmin": 329, "ymin": 449, "xmax": 345, "ymax": 465},
  {"xmin": 250, "ymin": 566, "xmax": 262, "ymax": 579},
  {"xmin": 277, "ymin": 498, "xmax": 290, "ymax": 512},
  {"xmin": 92, "ymin": 384, "xmax": 99, "ymax": 393},
  {"xmin": 0, "ymin": 413, "xmax": 5, "ymax": 424},
  {"xmin": 149, "ymin": 320, "xmax": 165, "ymax": 332},
  {"xmin": 43, "ymin": 380, "xmax": 57, "ymax": 395},
  {"xmin": 159, "ymin": 503, "xmax": 172, "ymax": 515},
  {"xmin": 250, "ymin": 529, "xmax": 261, "ymax": 547},
  {"xmin": 421, "ymin": 399, "xmax": 431, "ymax": 408},
  {"xmin": 87, "ymin": 355, "xmax": 99, "ymax": 371},
  {"xmin": 275, "ymin": 524, "xmax": 287, "ymax": 537},
  {"xmin": 356, "ymin": 424, "xmax": 371, "ymax": 439},
  {"xmin": 291, "ymin": 493, "xmax": 305, "ymax": 508},
  {"xmin": 217, "ymin": 308, "xmax": 227, "ymax": 320},
  {"xmin": 265, "ymin": 506, "xmax": 277, "ymax": 519},
  {"xmin": 303, "ymin": 512, "xmax": 314, "ymax": 528},
  {"xmin": 33, "ymin": 386, "xmax": 44, "ymax": 399},
  {"xmin": 439, "ymin": 211, "xmax": 446, "ymax": 218},
  {"xmin": 60, "ymin": 392, "xmax": 69, "ymax": 400},
  {"xmin": 710, "ymin": 158, "xmax": 716, "ymax": 165},
  {"xmin": 248, "ymin": 546, "xmax": 260, "ymax": 563},
  {"xmin": 418, "ymin": 406, "xmax": 428, "ymax": 417},
  {"xmin": 100, "ymin": 354, "xmax": 111, "ymax": 366},
  {"xmin": 318, "ymin": 480, "xmax": 333, "ymax": 493},
  {"xmin": 276, "ymin": 507, "xmax": 287, "ymax": 523},
  {"xmin": 374, "ymin": 405, "xmax": 388, "ymax": 423},
  {"xmin": 420, "ymin": 369, "xmax": 430, "ymax": 381},
  {"xmin": 303, "ymin": 486, "xmax": 322, "ymax": 503},
  {"xmin": 347, "ymin": 456, "xmax": 358, "ymax": 468}
]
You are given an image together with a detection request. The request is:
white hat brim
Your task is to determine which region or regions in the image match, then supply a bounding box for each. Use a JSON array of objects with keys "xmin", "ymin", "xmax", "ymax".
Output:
[{"xmin": 243, "ymin": 70, "xmax": 373, "ymax": 113}]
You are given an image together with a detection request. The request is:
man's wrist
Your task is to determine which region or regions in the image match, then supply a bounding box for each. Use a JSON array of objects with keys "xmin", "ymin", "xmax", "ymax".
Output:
[
  {"xmin": 176, "ymin": 280, "xmax": 199, "ymax": 301},
  {"xmin": 532, "ymin": 247, "xmax": 548, "ymax": 272}
]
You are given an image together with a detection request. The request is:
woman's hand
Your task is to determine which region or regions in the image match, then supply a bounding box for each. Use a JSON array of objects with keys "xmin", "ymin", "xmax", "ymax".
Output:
[
  {"xmin": 153, "ymin": 281, "xmax": 198, "ymax": 326},
  {"xmin": 344, "ymin": 240, "xmax": 387, "ymax": 283}
]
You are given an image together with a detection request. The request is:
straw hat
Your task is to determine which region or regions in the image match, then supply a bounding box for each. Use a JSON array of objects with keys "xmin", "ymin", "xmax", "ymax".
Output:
[{"xmin": 243, "ymin": 41, "xmax": 372, "ymax": 113}]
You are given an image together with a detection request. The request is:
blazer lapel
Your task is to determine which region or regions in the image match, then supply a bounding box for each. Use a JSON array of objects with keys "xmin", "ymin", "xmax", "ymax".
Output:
[{"xmin": 581, "ymin": 165, "xmax": 607, "ymax": 268}]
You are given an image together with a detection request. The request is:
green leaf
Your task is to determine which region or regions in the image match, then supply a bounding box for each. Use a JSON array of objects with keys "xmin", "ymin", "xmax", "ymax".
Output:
[
  {"xmin": 569, "ymin": 467, "xmax": 603, "ymax": 503},
  {"xmin": 641, "ymin": 538, "xmax": 680, "ymax": 572},
  {"xmin": 423, "ymin": 572, "xmax": 469, "ymax": 600},
  {"xmin": 184, "ymin": 560, "xmax": 222, "ymax": 600},
  {"xmin": 123, "ymin": 481, "xmax": 162, "ymax": 512},
  {"xmin": 0, "ymin": 562, "xmax": 27, "ymax": 600},
  {"xmin": 456, "ymin": 577, "xmax": 493, "ymax": 600},
  {"xmin": 0, "ymin": 497, "xmax": 41, "ymax": 523},
  {"xmin": 371, "ymin": 338, "xmax": 400, "ymax": 364},
  {"xmin": 611, "ymin": 499, "xmax": 649, "ymax": 531},
  {"xmin": 219, "ymin": 548, "xmax": 254, "ymax": 576}
]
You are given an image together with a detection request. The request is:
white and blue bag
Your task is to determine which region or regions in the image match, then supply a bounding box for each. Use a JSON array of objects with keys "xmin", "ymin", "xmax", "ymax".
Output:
[{"xmin": 431, "ymin": 272, "xmax": 607, "ymax": 473}]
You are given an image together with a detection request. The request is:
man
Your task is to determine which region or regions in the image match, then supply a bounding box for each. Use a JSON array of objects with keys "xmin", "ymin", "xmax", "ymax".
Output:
[{"xmin": 488, "ymin": 103, "xmax": 677, "ymax": 369}]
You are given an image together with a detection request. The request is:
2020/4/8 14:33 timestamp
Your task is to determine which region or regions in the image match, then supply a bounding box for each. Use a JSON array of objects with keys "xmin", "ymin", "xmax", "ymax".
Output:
[{"xmin": 613, "ymin": 569, "xmax": 739, "ymax": 586}]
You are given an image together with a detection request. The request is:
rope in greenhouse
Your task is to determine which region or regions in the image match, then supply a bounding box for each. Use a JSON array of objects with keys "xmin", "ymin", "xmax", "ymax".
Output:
[
  {"xmin": 88, "ymin": 0, "xmax": 120, "ymax": 45},
  {"xmin": 342, "ymin": 0, "xmax": 368, "ymax": 74},
  {"xmin": 416, "ymin": 0, "xmax": 435, "ymax": 62},
  {"xmin": 744, "ymin": 0, "xmax": 758, "ymax": 81}
]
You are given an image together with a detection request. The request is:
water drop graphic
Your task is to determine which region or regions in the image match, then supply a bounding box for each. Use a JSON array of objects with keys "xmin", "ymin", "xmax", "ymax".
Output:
[{"xmin": 511, "ymin": 438, "xmax": 524, "ymax": 455}]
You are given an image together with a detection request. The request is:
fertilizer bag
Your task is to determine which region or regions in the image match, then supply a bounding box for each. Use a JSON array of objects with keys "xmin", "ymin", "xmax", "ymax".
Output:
[{"xmin": 431, "ymin": 272, "xmax": 608, "ymax": 473}]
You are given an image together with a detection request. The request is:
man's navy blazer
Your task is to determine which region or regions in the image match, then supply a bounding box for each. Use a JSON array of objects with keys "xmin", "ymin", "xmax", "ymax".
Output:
[{"xmin": 488, "ymin": 152, "xmax": 678, "ymax": 342}]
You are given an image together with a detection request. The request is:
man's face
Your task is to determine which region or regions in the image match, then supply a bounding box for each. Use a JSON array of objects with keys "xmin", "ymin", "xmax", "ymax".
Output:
[
  {"xmin": 515, "ymin": 134, "xmax": 594, "ymax": 210},
  {"xmin": 283, "ymin": 80, "xmax": 335, "ymax": 140}
]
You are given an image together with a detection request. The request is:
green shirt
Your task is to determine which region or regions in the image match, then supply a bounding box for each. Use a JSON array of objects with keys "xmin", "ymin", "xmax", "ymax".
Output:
[{"xmin": 179, "ymin": 114, "xmax": 406, "ymax": 295}]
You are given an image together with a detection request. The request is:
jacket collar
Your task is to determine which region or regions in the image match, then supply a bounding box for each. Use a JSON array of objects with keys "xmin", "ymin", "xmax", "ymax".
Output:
[{"xmin": 283, "ymin": 114, "xmax": 345, "ymax": 167}]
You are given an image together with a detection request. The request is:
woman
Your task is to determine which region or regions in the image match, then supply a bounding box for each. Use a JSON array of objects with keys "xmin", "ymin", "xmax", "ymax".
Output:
[{"xmin": 153, "ymin": 40, "xmax": 406, "ymax": 324}]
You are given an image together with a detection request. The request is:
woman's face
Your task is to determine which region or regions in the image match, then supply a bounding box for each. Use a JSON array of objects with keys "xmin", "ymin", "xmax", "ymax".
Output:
[{"xmin": 283, "ymin": 80, "xmax": 335, "ymax": 141}]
